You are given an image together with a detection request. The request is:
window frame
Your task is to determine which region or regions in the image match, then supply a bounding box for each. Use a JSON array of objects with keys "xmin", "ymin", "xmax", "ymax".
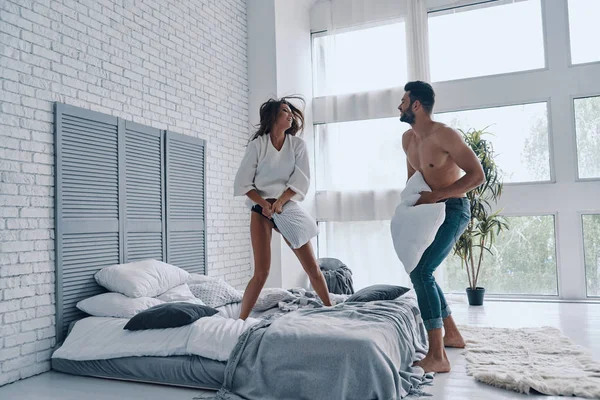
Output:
[
  {"xmin": 309, "ymin": 0, "xmax": 600, "ymax": 301},
  {"xmin": 436, "ymin": 211, "xmax": 560, "ymax": 298},
  {"xmin": 434, "ymin": 98, "xmax": 556, "ymax": 185},
  {"xmin": 566, "ymin": 0, "xmax": 600, "ymax": 68},
  {"xmin": 426, "ymin": 0, "xmax": 549, "ymax": 84},
  {"xmin": 310, "ymin": 19, "xmax": 409, "ymax": 98},
  {"xmin": 571, "ymin": 93, "xmax": 600, "ymax": 182},
  {"xmin": 579, "ymin": 211, "xmax": 600, "ymax": 298}
]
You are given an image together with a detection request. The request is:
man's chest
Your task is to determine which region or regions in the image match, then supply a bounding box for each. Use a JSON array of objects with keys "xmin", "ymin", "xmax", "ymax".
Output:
[{"xmin": 407, "ymin": 140, "xmax": 449, "ymax": 170}]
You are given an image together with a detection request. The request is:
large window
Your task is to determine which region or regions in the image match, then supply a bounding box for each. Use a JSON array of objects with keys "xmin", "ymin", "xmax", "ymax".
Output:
[
  {"xmin": 438, "ymin": 215, "xmax": 558, "ymax": 296},
  {"xmin": 318, "ymin": 221, "xmax": 409, "ymax": 290},
  {"xmin": 435, "ymin": 102, "xmax": 551, "ymax": 183},
  {"xmin": 568, "ymin": 0, "xmax": 600, "ymax": 65},
  {"xmin": 428, "ymin": 0, "xmax": 545, "ymax": 82},
  {"xmin": 574, "ymin": 96, "xmax": 600, "ymax": 180},
  {"xmin": 312, "ymin": 22, "xmax": 407, "ymax": 97},
  {"xmin": 582, "ymin": 214, "xmax": 600, "ymax": 297},
  {"xmin": 310, "ymin": 0, "xmax": 600, "ymax": 300},
  {"xmin": 315, "ymin": 118, "xmax": 410, "ymax": 191}
]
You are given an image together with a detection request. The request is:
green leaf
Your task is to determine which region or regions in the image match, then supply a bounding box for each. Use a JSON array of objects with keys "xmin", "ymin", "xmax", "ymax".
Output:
[{"xmin": 456, "ymin": 127, "xmax": 509, "ymax": 285}]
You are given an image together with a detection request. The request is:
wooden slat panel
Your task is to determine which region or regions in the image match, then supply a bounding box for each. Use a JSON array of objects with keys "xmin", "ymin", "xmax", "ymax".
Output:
[
  {"xmin": 60, "ymin": 108, "xmax": 119, "ymax": 221},
  {"xmin": 55, "ymin": 105, "xmax": 208, "ymax": 344},
  {"xmin": 124, "ymin": 120, "xmax": 164, "ymax": 263},
  {"xmin": 55, "ymin": 104, "xmax": 119, "ymax": 342},
  {"xmin": 127, "ymin": 232, "xmax": 163, "ymax": 262},
  {"xmin": 166, "ymin": 131, "xmax": 206, "ymax": 274},
  {"xmin": 168, "ymin": 231, "xmax": 206, "ymax": 274},
  {"xmin": 59, "ymin": 231, "xmax": 116, "ymax": 337}
]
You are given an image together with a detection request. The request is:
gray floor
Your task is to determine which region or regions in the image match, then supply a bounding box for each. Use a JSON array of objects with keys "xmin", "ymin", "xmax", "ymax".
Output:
[
  {"xmin": 0, "ymin": 372, "xmax": 211, "ymax": 400},
  {"xmin": 0, "ymin": 300, "xmax": 598, "ymax": 399}
]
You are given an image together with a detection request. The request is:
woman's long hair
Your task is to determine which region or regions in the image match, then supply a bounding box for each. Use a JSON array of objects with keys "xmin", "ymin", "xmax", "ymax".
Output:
[{"xmin": 250, "ymin": 96, "xmax": 305, "ymax": 142}]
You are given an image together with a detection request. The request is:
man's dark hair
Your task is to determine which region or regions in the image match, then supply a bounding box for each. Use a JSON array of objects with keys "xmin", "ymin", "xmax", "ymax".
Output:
[{"xmin": 404, "ymin": 81, "xmax": 435, "ymax": 114}]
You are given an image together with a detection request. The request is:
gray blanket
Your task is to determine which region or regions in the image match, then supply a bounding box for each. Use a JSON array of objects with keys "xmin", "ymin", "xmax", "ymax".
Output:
[
  {"xmin": 215, "ymin": 296, "xmax": 431, "ymax": 400},
  {"xmin": 277, "ymin": 288, "xmax": 350, "ymax": 312},
  {"xmin": 319, "ymin": 258, "xmax": 355, "ymax": 295},
  {"xmin": 322, "ymin": 265, "xmax": 354, "ymax": 295}
]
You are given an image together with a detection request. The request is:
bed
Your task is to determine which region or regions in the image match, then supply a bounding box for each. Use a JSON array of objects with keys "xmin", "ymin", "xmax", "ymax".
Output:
[
  {"xmin": 51, "ymin": 285, "xmax": 431, "ymax": 399},
  {"xmin": 51, "ymin": 304, "xmax": 273, "ymax": 391},
  {"xmin": 52, "ymin": 104, "xmax": 431, "ymax": 399},
  {"xmin": 52, "ymin": 354, "xmax": 226, "ymax": 390}
]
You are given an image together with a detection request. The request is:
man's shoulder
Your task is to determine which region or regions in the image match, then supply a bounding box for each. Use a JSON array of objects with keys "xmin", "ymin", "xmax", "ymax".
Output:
[
  {"xmin": 401, "ymin": 129, "xmax": 414, "ymax": 150},
  {"xmin": 432, "ymin": 123, "xmax": 461, "ymax": 141}
]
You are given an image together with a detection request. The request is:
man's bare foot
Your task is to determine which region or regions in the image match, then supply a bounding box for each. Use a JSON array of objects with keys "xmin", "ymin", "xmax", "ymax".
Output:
[
  {"xmin": 443, "ymin": 333, "xmax": 465, "ymax": 348},
  {"xmin": 413, "ymin": 356, "xmax": 451, "ymax": 373}
]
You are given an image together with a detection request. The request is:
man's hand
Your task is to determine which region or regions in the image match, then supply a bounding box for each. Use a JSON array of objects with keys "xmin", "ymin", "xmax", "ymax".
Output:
[
  {"xmin": 415, "ymin": 191, "xmax": 441, "ymax": 206},
  {"xmin": 272, "ymin": 199, "xmax": 284, "ymax": 214}
]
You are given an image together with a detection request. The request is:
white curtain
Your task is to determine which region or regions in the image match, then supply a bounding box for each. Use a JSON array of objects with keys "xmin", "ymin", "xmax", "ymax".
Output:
[
  {"xmin": 406, "ymin": 0, "xmax": 431, "ymax": 82},
  {"xmin": 312, "ymin": 0, "xmax": 432, "ymax": 289}
]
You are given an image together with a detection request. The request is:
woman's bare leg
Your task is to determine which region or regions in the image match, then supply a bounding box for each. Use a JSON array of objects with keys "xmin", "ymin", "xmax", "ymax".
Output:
[
  {"xmin": 292, "ymin": 241, "xmax": 332, "ymax": 306},
  {"xmin": 239, "ymin": 213, "xmax": 272, "ymax": 320}
]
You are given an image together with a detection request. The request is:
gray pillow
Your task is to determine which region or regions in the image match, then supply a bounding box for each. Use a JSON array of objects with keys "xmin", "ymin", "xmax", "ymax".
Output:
[
  {"xmin": 318, "ymin": 257, "xmax": 347, "ymax": 271},
  {"xmin": 189, "ymin": 280, "xmax": 243, "ymax": 308},
  {"xmin": 346, "ymin": 284, "xmax": 410, "ymax": 303},
  {"xmin": 123, "ymin": 302, "xmax": 218, "ymax": 331}
]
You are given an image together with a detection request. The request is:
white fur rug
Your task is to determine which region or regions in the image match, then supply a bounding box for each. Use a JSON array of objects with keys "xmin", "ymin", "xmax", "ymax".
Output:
[{"xmin": 460, "ymin": 325, "xmax": 600, "ymax": 398}]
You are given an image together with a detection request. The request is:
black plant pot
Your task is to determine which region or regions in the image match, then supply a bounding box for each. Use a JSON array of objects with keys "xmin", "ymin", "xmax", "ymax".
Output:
[{"xmin": 466, "ymin": 287, "xmax": 485, "ymax": 306}]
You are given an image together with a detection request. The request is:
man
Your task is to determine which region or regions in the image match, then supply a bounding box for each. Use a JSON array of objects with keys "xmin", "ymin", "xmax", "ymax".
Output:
[{"xmin": 399, "ymin": 81, "xmax": 485, "ymax": 373}]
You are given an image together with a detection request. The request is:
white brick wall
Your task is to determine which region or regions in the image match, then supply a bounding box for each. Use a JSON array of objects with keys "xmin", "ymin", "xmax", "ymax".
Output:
[{"xmin": 0, "ymin": 0, "xmax": 251, "ymax": 386}]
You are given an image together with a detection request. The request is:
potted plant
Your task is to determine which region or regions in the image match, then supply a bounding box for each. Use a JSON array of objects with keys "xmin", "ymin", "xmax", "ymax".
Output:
[{"xmin": 453, "ymin": 128, "xmax": 509, "ymax": 306}]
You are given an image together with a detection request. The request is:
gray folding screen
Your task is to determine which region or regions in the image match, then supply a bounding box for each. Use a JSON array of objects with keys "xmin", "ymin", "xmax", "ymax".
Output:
[
  {"xmin": 122, "ymin": 121, "xmax": 165, "ymax": 263},
  {"xmin": 166, "ymin": 133, "xmax": 207, "ymax": 273},
  {"xmin": 54, "ymin": 103, "xmax": 206, "ymax": 342}
]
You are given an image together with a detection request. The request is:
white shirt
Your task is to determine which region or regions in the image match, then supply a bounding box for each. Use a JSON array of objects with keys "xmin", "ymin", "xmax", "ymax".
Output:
[{"xmin": 233, "ymin": 134, "xmax": 310, "ymax": 204}]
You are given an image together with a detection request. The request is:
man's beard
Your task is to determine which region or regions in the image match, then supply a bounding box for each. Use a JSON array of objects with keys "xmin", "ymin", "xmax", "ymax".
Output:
[{"xmin": 400, "ymin": 110, "xmax": 415, "ymax": 125}]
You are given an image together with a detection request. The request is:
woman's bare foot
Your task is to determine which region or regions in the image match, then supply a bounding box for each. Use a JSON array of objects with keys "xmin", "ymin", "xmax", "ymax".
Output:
[
  {"xmin": 413, "ymin": 355, "xmax": 451, "ymax": 373},
  {"xmin": 443, "ymin": 332, "xmax": 466, "ymax": 348}
]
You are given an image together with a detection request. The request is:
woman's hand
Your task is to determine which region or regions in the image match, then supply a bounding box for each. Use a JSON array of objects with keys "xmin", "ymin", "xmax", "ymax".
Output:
[
  {"xmin": 272, "ymin": 199, "xmax": 284, "ymax": 214},
  {"xmin": 260, "ymin": 200, "xmax": 274, "ymax": 218},
  {"xmin": 272, "ymin": 188, "xmax": 296, "ymax": 214}
]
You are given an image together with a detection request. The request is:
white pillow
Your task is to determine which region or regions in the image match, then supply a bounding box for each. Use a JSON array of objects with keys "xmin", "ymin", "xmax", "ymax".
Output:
[
  {"xmin": 157, "ymin": 284, "xmax": 206, "ymax": 305},
  {"xmin": 76, "ymin": 292, "xmax": 164, "ymax": 318},
  {"xmin": 187, "ymin": 273, "xmax": 219, "ymax": 285},
  {"xmin": 390, "ymin": 171, "xmax": 446, "ymax": 274},
  {"xmin": 186, "ymin": 316, "xmax": 260, "ymax": 361},
  {"xmin": 189, "ymin": 280, "xmax": 243, "ymax": 308},
  {"xmin": 95, "ymin": 259, "xmax": 189, "ymax": 298},
  {"xmin": 216, "ymin": 302, "xmax": 242, "ymax": 319}
]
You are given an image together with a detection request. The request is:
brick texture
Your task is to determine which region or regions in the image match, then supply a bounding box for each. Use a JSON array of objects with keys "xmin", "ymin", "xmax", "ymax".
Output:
[{"xmin": 0, "ymin": 0, "xmax": 251, "ymax": 385}]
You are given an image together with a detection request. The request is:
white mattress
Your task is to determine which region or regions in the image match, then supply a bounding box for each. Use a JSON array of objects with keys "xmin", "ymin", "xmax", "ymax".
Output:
[{"xmin": 52, "ymin": 315, "xmax": 260, "ymax": 362}]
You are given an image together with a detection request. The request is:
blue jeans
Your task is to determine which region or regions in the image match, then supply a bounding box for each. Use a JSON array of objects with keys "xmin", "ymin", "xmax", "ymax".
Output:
[{"xmin": 410, "ymin": 198, "xmax": 470, "ymax": 331}]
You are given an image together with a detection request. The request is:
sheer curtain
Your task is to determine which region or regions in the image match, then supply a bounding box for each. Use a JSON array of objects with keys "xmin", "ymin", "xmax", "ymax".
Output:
[
  {"xmin": 406, "ymin": 0, "xmax": 431, "ymax": 82},
  {"xmin": 311, "ymin": 0, "xmax": 430, "ymax": 290}
]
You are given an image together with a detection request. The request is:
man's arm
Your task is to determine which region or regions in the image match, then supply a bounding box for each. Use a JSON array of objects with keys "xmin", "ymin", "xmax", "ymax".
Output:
[
  {"xmin": 432, "ymin": 128, "xmax": 485, "ymax": 201},
  {"xmin": 402, "ymin": 130, "xmax": 417, "ymax": 182}
]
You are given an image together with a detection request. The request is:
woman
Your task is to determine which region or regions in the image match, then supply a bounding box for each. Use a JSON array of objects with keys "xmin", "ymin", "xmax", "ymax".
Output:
[{"xmin": 234, "ymin": 96, "xmax": 332, "ymax": 320}]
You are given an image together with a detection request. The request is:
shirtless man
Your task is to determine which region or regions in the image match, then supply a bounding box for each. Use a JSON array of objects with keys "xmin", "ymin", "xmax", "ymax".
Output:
[{"xmin": 399, "ymin": 81, "xmax": 485, "ymax": 373}]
